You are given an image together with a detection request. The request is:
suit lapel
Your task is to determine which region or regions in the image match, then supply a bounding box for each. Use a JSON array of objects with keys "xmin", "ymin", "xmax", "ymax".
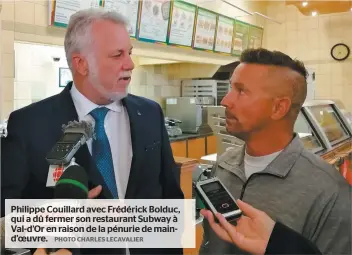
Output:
[
  {"xmin": 122, "ymin": 96, "xmax": 145, "ymax": 198},
  {"xmin": 53, "ymin": 82, "xmax": 113, "ymax": 199}
]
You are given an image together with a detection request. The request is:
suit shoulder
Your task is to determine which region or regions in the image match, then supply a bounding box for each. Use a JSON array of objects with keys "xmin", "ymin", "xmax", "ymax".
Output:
[
  {"xmin": 127, "ymin": 94, "xmax": 162, "ymax": 110},
  {"xmin": 8, "ymin": 94, "xmax": 60, "ymax": 121}
]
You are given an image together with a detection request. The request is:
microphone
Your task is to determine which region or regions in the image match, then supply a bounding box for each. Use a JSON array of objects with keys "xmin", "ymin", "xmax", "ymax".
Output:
[
  {"xmin": 46, "ymin": 120, "xmax": 93, "ymax": 188},
  {"xmin": 192, "ymin": 164, "xmax": 214, "ymax": 225},
  {"xmin": 46, "ymin": 120, "xmax": 94, "ymax": 165},
  {"xmin": 54, "ymin": 164, "xmax": 89, "ymax": 199},
  {"xmin": 192, "ymin": 164, "xmax": 213, "ymax": 183},
  {"xmin": 46, "ymin": 164, "xmax": 89, "ymax": 254}
]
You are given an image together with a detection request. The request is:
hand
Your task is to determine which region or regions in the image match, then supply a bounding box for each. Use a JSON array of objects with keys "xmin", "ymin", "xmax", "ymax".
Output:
[
  {"xmin": 88, "ymin": 185, "xmax": 102, "ymax": 198},
  {"xmin": 201, "ymin": 199, "xmax": 275, "ymax": 255},
  {"xmin": 34, "ymin": 248, "xmax": 72, "ymax": 255}
]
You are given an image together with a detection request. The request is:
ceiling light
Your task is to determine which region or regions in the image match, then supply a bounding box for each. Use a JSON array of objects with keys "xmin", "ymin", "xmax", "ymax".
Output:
[
  {"xmin": 312, "ymin": 11, "xmax": 317, "ymax": 16},
  {"xmin": 302, "ymin": 1, "xmax": 308, "ymax": 7}
]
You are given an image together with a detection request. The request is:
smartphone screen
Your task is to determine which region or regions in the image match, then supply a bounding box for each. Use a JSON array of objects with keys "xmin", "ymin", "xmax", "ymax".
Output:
[{"xmin": 200, "ymin": 181, "xmax": 239, "ymax": 214}]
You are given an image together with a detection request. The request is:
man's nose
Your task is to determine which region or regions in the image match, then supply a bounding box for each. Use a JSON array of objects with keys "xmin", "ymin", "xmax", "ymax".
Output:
[
  {"xmin": 124, "ymin": 55, "xmax": 135, "ymax": 70},
  {"xmin": 221, "ymin": 92, "xmax": 232, "ymax": 108}
]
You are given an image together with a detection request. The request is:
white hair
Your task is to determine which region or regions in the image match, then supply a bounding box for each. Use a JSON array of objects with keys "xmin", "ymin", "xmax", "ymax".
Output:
[{"xmin": 64, "ymin": 8, "xmax": 128, "ymax": 71}]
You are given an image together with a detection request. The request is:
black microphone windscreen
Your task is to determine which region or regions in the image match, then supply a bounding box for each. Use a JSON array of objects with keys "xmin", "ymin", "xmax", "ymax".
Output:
[{"xmin": 54, "ymin": 165, "xmax": 88, "ymax": 199}]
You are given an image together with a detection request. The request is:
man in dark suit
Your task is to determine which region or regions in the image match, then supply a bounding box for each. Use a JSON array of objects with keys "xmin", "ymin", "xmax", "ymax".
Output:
[{"xmin": 1, "ymin": 8, "xmax": 183, "ymax": 255}]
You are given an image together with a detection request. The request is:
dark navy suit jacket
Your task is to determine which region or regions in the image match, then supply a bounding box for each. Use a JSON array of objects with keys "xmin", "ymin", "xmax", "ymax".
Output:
[{"xmin": 1, "ymin": 82, "xmax": 184, "ymax": 254}]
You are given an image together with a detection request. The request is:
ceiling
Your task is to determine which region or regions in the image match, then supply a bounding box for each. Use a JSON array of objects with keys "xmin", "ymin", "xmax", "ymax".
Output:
[{"xmin": 286, "ymin": 1, "xmax": 352, "ymax": 15}]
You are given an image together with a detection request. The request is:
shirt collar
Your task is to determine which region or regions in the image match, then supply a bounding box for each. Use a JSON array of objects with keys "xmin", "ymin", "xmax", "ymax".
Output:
[
  {"xmin": 244, "ymin": 149, "xmax": 282, "ymax": 167},
  {"xmin": 265, "ymin": 133, "xmax": 304, "ymax": 177},
  {"xmin": 70, "ymin": 83, "xmax": 122, "ymax": 119},
  {"xmin": 218, "ymin": 133, "xmax": 304, "ymax": 178}
]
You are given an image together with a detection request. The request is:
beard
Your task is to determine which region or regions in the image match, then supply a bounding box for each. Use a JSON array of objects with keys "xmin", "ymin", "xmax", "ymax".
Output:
[
  {"xmin": 226, "ymin": 126, "xmax": 248, "ymax": 141},
  {"xmin": 226, "ymin": 119, "xmax": 269, "ymax": 142},
  {"xmin": 87, "ymin": 56, "xmax": 128, "ymax": 103}
]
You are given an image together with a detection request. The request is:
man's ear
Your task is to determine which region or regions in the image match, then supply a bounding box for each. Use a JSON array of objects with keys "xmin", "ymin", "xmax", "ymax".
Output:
[
  {"xmin": 271, "ymin": 97, "xmax": 292, "ymax": 120},
  {"xmin": 72, "ymin": 53, "xmax": 88, "ymax": 76}
]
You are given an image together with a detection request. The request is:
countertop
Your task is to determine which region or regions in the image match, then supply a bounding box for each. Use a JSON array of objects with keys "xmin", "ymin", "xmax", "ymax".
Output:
[
  {"xmin": 200, "ymin": 153, "xmax": 217, "ymax": 163},
  {"xmin": 169, "ymin": 132, "xmax": 213, "ymax": 142}
]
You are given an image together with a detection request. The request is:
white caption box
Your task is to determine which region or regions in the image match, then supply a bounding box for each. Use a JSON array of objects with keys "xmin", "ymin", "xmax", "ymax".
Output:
[{"xmin": 5, "ymin": 199, "xmax": 196, "ymax": 249}]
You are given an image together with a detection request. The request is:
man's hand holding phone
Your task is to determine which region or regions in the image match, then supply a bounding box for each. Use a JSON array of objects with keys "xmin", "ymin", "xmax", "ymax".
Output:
[{"xmin": 201, "ymin": 199, "xmax": 275, "ymax": 255}]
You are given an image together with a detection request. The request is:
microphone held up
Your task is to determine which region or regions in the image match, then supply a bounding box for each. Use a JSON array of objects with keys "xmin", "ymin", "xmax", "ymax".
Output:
[
  {"xmin": 45, "ymin": 120, "xmax": 93, "ymax": 188},
  {"xmin": 46, "ymin": 120, "xmax": 94, "ymax": 166}
]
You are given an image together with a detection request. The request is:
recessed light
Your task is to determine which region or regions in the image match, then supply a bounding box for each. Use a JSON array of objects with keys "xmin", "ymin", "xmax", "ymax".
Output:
[
  {"xmin": 302, "ymin": 1, "xmax": 308, "ymax": 7},
  {"xmin": 312, "ymin": 11, "xmax": 317, "ymax": 16}
]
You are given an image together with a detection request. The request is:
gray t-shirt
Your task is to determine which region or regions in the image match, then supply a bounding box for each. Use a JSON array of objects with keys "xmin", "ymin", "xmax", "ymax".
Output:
[{"xmin": 200, "ymin": 134, "xmax": 351, "ymax": 255}]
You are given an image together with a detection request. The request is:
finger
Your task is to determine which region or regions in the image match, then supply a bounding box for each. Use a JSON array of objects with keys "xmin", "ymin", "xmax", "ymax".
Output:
[
  {"xmin": 200, "ymin": 209, "xmax": 213, "ymax": 219},
  {"xmin": 216, "ymin": 213, "xmax": 254, "ymax": 246},
  {"xmin": 33, "ymin": 248, "xmax": 47, "ymax": 255},
  {"xmin": 216, "ymin": 213, "xmax": 266, "ymax": 254},
  {"xmin": 215, "ymin": 212, "xmax": 239, "ymax": 238},
  {"xmin": 200, "ymin": 210, "xmax": 215, "ymax": 223},
  {"xmin": 88, "ymin": 185, "xmax": 102, "ymax": 199},
  {"xmin": 215, "ymin": 213, "xmax": 246, "ymax": 244},
  {"xmin": 52, "ymin": 249, "xmax": 72, "ymax": 255},
  {"xmin": 200, "ymin": 209, "xmax": 208, "ymax": 217},
  {"xmin": 203, "ymin": 211, "xmax": 232, "ymax": 243},
  {"xmin": 237, "ymin": 199, "xmax": 261, "ymax": 219}
]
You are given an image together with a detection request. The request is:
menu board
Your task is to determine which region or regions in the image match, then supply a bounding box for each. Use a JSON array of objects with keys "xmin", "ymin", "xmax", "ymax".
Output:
[
  {"xmin": 103, "ymin": 0, "xmax": 140, "ymax": 37},
  {"xmin": 214, "ymin": 15, "xmax": 234, "ymax": 54},
  {"xmin": 193, "ymin": 8, "xmax": 217, "ymax": 51},
  {"xmin": 168, "ymin": 1, "xmax": 196, "ymax": 47},
  {"xmin": 138, "ymin": 0, "xmax": 171, "ymax": 43},
  {"xmin": 53, "ymin": 0, "xmax": 101, "ymax": 27},
  {"xmin": 232, "ymin": 20, "xmax": 250, "ymax": 56},
  {"xmin": 248, "ymin": 25, "xmax": 264, "ymax": 49}
]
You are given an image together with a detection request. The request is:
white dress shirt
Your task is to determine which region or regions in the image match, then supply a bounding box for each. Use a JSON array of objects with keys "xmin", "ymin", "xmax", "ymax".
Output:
[{"xmin": 70, "ymin": 84, "xmax": 133, "ymax": 199}]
